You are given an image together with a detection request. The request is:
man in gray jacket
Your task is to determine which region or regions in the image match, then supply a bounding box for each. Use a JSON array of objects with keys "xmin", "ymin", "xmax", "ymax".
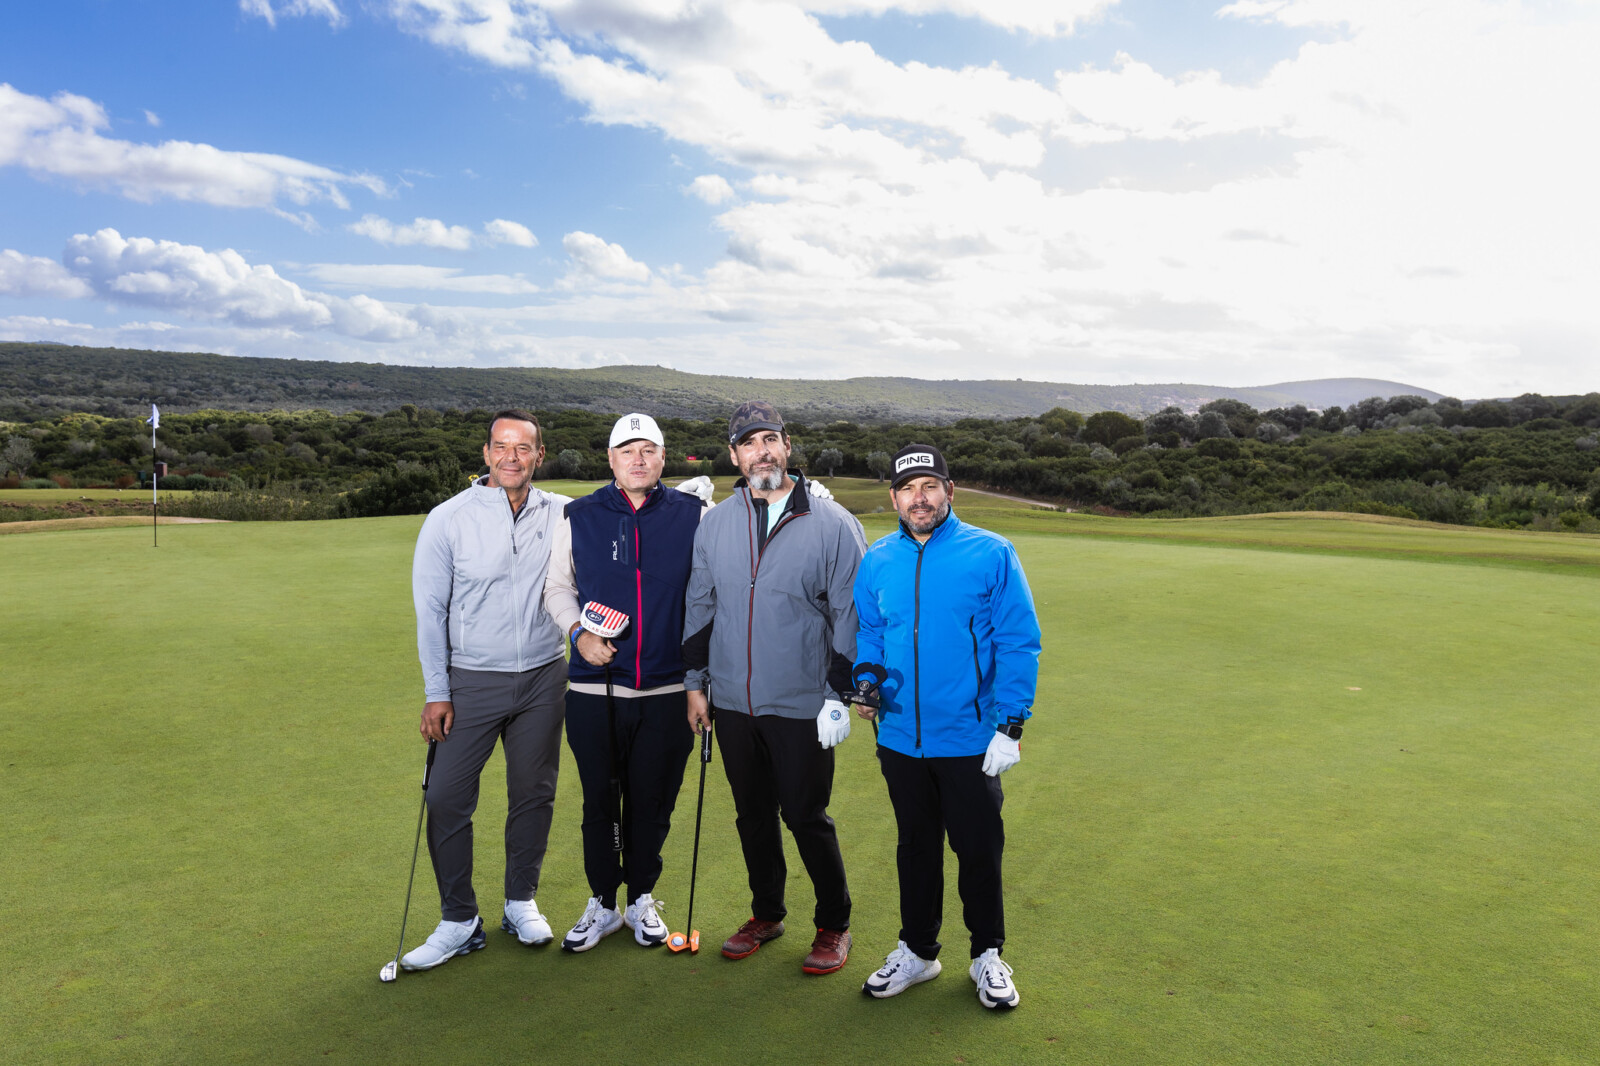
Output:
[
  {"xmin": 683, "ymin": 401, "xmax": 867, "ymax": 975},
  {"xmin": 402, "ymin": 409, "xmax": 571, "ymax": 971}
]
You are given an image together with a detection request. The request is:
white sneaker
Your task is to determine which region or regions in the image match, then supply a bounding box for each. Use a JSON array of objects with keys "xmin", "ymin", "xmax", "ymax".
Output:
[
  {"xmin": 862, "ymin": 941, "xmax": 941, "ymax": 998},
  {"xmin": 400, "ymin": 916, "xmax": 486, "ymax": 971},
  {"xmin": 561, "ymin": 897, "xmax": 624, "ymax": 953},
  {"xmin": 623, "ymin": 893, "xmax": 669, "ymax": 947},
  {"xmin": 969, "ymin": 948, "xmax": 1019, "ymax": 1009},
  {"xmin": 502, "ymin": 898, "xmax": 554, "ymax": 945}
]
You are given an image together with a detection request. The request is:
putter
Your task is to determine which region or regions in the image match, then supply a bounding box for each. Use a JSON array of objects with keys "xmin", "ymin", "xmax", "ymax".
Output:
[
  {"xmin": 851, "ymin": 663, "xmax": 888, "ymax": 741},
  {"xmin": 380, "ymin": 739, "xmax": 438, "ymax": 983},
  {"xmin": 667, "ymin": 710, "xmax": 712, "ymax": 954},
  {"xmin": 580, "ymin": 602, "xmax": 631, "ymax": 855}
]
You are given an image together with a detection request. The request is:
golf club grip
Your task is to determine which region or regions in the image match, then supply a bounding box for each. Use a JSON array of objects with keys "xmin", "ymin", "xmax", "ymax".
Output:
[
  {"xmin": 609, "ymin": 778, "xmax": 624, "ymax": 851},
  {"xmin": 422, "ymin": 739, "xmax": 437, "ymax": 791},
  {"xmin": 700, "ymin": 722, "xmax": 713, "ymax": 762}
]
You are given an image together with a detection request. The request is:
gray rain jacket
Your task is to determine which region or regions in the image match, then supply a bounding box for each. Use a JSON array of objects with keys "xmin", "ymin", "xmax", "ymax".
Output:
[
  {"xmin": 682, "ymin": 473, "xmax": 866, "ymax": 718},
  {"xmin": 413, "ymin": 479, "xmax": 571, "ymax": 702}
]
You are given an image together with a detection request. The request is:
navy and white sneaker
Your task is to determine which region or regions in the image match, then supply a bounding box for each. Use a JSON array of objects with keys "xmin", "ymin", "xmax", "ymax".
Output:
[
  {"xmin": 623, "ymin": 893, "xmax": 669, "ymax": 947},
  {"xmin": 502, "ymin": 898, "xmax": 554, "ymax": 945},
  {"xmin": 969, "ymin": 949, "xmax": 1019, "ymax": 1009},
  {"xmin": 400, "ymin": 916, "xmax": 486, "ymax": 971},
  {"xmin": 863, "ymin": 941, "xmax": 942, "ymax": 998},
  {"xmin": 562, "ymin": 897, "xmax": 624, "ymax": 952}
]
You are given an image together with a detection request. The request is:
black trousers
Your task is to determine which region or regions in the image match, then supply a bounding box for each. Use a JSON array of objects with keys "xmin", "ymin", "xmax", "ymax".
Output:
[
  {"xmin": 426, "ymin": 662, "xmax": 566, "ymax": 922},
  {"xmin": 715, "ymin": 708, "xmax": 851, "ymax": 930},
  {"xmin": 566, "ymin": 688, "xmax": 694, "ymax": 909},
  {"xmin": 877, "ymin": 745, "xmax": 1005, "ymax": 960}
]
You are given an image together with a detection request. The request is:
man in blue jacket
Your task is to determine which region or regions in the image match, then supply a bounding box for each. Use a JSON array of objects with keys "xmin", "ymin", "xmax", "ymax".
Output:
[
  {"xmin": 852, "ymin": 443, "xmax": 1041, "ymax": 1009},
  {"xmin": 404, "ymin": 409, "xmax": 571, "ymax": 971},
  {"xmin": 542, "ymin": 413, "xmax": 704, "ymax": 952}
]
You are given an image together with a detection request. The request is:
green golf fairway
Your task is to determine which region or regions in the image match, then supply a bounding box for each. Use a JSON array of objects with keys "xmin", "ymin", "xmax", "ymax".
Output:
[{"xmin": 3, "ymin": 511, "xmax": 1598, "ymax": 1064}]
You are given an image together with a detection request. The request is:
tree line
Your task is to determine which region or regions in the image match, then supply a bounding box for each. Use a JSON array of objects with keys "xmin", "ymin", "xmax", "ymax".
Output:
[{"xmin": 3, "ymin": 392, "xmax": 1598, "ymax": 530}]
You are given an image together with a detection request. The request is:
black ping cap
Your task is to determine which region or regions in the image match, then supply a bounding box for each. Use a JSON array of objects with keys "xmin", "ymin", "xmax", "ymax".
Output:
[{"xmin": 890, "ymin": 444, "xmax": 949, "ymax": 488}]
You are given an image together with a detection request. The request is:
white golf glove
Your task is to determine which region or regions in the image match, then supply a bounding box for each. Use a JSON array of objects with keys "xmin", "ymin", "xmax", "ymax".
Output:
[
  {"xmin": 817, "ymin": 699, "xmax": 851, "ymax": 749},
  {"xmin": 809, "ymin": 480, "xmax": 834, "ymax": 501},
  {"xmin": 982, "ymin": 732, "xmax": 1021, "ymax": 776},
  {"xmin": 675, "ymin": 475, "xmax": 714, "ymax": 504}
]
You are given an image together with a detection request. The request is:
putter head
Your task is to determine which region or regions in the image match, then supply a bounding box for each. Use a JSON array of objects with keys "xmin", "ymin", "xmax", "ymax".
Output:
[
  {"xmin": 379, "ymin": 961, "xmax": 398, "ymax": 983},
  {"xmin": 689, "ymin": 930, "xmax": 700, "ymax": 954},
  {"xmin": 580, "ymin": 601, "xmax": 630, "ymax": 640},
  {"xmin": 666, "ymin": 931, "xmax": 689, "ymax": 953}
]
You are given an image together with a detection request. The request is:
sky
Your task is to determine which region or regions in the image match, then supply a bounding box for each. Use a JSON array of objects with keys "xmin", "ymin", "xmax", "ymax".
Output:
[{"xmin": 2, "ymin": 0, "xmax": 1597, "ymax": 399}]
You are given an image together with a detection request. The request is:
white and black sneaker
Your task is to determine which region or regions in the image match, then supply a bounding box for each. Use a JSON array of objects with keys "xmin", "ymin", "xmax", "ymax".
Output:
[
  {"xmin": 561, "ymin": 897, "xmax": 623, "ymax": 952},
  {"xmin": 623, "ymin": 893, "xmax": 669, "ymax": 947},
  {"xmin": 400, "ymin": 916, "xmax": 486, "ymax": 971},
  {"xmin": 862, "ymin": 941, "xmax": 941, "ymax": 998},
  {"xmin": 502, "ymin": 898, "xmax": 554, "ymax": 945},
  {"xmin": 969, "ymin": 948, "xmax": 1019, "ymax": 1009}
]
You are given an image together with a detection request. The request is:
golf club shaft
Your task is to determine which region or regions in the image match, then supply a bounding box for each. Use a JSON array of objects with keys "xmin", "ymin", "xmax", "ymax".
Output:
[
  {"xmin": 606, "ymin": 665, "xmax": 624, "ymax": 852},
  {"xmin": 685, "ymin": 715, "xmax": 711, "ymax": 934},
  {"xmin": 391, "ymin": 740, "xmax": 437, "ymax": 970}
]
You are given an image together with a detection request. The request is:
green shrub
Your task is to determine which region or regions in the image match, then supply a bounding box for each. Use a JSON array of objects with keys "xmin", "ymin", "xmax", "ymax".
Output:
[{"xmin": 21, "ymin": 478, "xmax": 57, "ymax": 489}]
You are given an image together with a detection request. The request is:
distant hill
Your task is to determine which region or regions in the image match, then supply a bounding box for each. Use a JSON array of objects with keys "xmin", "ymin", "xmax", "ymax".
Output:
[{"xmin": 0, "ymin": 343, "xmax": 1444, "ymax": 424}]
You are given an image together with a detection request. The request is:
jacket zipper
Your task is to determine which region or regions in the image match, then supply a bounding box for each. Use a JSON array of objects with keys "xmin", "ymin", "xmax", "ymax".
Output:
[
  {"xmin": 912, "ymin": 539, "xmax": 924, "ymax": 749},
  {"xmin": 744, "ymin": 488, "xmax": 805, "ymax": 715},
  {"xmin": 969, "ymin": 616, "xmax": 982, "ymax": 721}
]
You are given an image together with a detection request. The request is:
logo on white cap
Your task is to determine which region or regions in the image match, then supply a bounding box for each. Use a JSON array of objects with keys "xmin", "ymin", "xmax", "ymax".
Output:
[
  {"xmin": 895, "ymin": 452, "xmax": 934, "ymax": 473},
  {"xmin": 610, "ymin": 412, "xmax": 664, "ymax": 449}
]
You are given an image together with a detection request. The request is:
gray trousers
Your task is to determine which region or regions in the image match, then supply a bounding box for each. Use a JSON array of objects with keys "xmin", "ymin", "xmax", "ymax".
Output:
[{"xmin": 426, "ymin": 661, "xmax": 565, "ymax": 922}]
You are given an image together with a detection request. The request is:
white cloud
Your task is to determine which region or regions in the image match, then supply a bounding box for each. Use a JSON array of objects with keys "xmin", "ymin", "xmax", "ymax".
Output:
[
  {"xmin": 484, "ymin": 218, "xmax": 538, "ymax": 246},
  {"xmin": 0, "ymin": 249, "xmax": 94, "ymax": 299},
  {"xmin": 349, "ymin": 214, "xmax": 539, "ymax": 249},
  {"xmin": 685, "ymin": 174, "xmax": 735, "ymax": 204},
  {"xmin": 240, "ymin": 0, "xmax": 347, "ymax": 28},
  {"xmin": 143, "ymin": 109, "xmax": 160, "ymax": 127},
  {"xmin": 348, "ymin": 214, "xmax": 476, "ymax": 250},
  {"xmin": 61, "ymin": 228, "xmax": 421, "ymax": 340},
  {"xmin": 386, "ymin": 0, "xmax": 546, "ymax": 68},
  {"xmin": 304, "ymin": 262, "xmax": 540, "ymax": 294},
  {"xmin": 562, "ymin": 231, "xmax": 650, "ymax": 282},
  {"xmin": 0, "ymin": 83, "xmax": 384, "ymax": 211}
]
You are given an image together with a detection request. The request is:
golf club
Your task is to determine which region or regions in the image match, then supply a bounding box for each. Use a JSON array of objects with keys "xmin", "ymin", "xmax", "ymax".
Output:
[
  {"xmin": 580, "ymin": 602, "xmax": 631, "ymax": 854},
  {"xmin": 379, "ymin": 739, "xmax": 437, "ymax": 983},
  {"xmin": 667, "ymin": 708, "xmax": 712, "ymax": 954}
]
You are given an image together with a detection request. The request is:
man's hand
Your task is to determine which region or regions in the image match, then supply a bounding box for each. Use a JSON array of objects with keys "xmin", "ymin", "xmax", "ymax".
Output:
[
  {"xmin": 817, "ymin": 699, "xmax": 851, "ymax": 749},
  {"xmin": 687, "ymin": 689, "xmax": 712, "ymax": 735},
  {"xmin": 575, "ymin": 629, "xmax": 616, "ymax": 667},
  {"xmin": 809, "ymin": 480, "xmax": 834, "ymax": 501},
  {"xmin": 853, "ymin": 703, "xmax": 878, "ymax": 721},
  {"xmin": 421, "ymin": 700, "xmax": 454, "ymax": 743},
  {"xmin": 981, "ymin": 732, "xmax": 1020, "ymax": 776}
]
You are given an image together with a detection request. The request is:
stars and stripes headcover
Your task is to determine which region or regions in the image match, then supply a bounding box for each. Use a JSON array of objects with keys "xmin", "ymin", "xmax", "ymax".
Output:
[{"xmin": 580, "ymin": 601, "xmax": 630, "ymax": 639}]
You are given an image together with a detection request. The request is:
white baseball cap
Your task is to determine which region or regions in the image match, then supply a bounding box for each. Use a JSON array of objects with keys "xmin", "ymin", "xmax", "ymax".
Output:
[{"xmin": 609, "ymin": 412, "xmax": 664, "ymax": 449}]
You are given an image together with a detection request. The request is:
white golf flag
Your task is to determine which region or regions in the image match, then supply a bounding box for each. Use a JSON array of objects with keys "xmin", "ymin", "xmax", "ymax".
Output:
[{"xmin": 147, "ymin": 404, "xmax": 160, "ymax": 428}]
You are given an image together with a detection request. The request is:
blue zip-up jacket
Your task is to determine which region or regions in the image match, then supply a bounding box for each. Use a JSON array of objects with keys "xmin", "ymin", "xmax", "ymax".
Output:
[
  {"xmin": 564, "ymin": 482, "xmax": 702, "ymax": 690},
  {"xmin": 853, "ymin": 510, "xmax": 1041, "ymax": 758}
]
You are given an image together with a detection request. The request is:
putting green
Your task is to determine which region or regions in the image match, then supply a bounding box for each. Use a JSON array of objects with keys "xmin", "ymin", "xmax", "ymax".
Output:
[{"xmin": 2, "ymin": 512, "xmax": 1597, "ymax": 1064}]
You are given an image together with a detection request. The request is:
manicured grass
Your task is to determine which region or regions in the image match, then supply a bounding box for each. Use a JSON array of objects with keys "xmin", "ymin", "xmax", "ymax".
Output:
[
  {"xmin": 0, "ymin": 488, "xmax": 196, "ymax": 502},
  {"xmin": 3, "ymin": 511, "xmax": 1598, "ymax": 1063}
]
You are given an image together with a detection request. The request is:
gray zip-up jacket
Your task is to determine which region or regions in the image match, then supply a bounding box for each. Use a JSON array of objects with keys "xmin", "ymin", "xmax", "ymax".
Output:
[
  {"xmin": 413, "ymin": 479, "xmax": 571, "ymax": 702},
  {"xmin": 682, "ymin": 473, "xmax": 866, "ymax": 718}
]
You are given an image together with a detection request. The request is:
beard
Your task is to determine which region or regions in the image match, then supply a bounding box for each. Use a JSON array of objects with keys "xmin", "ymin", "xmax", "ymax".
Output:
[
  {"xmin": 746, "ymin": 466, "xmax": 788, "ymax": 492},
  {"xmin": 901, "ymin": 498, "xmax": 951, "ymax": 534}
]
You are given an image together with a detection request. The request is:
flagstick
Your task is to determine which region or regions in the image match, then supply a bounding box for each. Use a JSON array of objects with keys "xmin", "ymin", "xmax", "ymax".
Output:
[{"xmin": 151, "ymin": 416, "xmax": 159, "ymax": 548}]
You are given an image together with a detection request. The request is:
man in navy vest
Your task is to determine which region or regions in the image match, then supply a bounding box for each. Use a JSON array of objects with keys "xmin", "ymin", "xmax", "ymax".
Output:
[{"xmin": 543, "ymin": 413, "xmax": 705, "ymax": 952}]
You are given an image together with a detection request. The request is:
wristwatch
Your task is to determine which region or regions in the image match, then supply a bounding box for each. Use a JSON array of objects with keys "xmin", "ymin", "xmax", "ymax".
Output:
[{"xmin": 997, "ymin": 722, "xmax": 1024, "ymax": 741}]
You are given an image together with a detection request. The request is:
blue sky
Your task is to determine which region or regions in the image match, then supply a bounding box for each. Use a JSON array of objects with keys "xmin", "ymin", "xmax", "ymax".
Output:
[{"xmin": 2, "ymin": 0, "xmax": 1597, "ymax": 398}]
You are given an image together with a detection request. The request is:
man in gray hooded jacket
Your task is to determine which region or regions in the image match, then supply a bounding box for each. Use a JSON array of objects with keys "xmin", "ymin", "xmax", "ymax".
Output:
[
  {"xmin": 402, "ymin": 408, "xmax": 571, "ymax": 971},
  {"xmin": 683, "ymin": 400, "xmax": 867, "ymax": 975}
]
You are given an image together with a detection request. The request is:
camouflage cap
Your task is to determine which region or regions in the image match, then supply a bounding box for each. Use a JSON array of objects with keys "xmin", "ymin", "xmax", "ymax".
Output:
[{"xmin": 727, "ymin": 400, "xmax": 786, "ymax": 444}]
